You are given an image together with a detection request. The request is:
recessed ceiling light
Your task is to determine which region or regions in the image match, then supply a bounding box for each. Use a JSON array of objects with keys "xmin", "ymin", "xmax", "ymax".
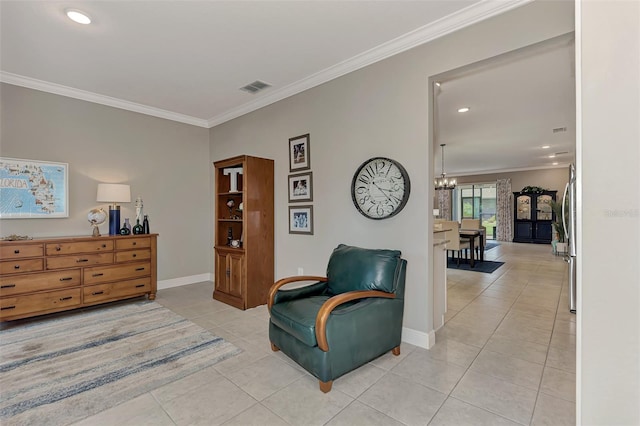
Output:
[
  {"xmin": 66, "ymin": 9, "xmax": 91, "ymax": 25},
  {"xmin": 457, "ymin": 107, "xmax": 470, "ymax": 113},
  {"xmin": 552, "ymin": 162, "xmax": 559, "ymax": 166},
  {"xmin": 548, "ymin": 154, "xmax": 556, "ymax": 158},
  {"xmin": 541, "ymin": 145, "xmax": 551, "ymax": 149},
  {"xmin": 435, "ymin": 82, "xmax": 441, "ymax": 87}
]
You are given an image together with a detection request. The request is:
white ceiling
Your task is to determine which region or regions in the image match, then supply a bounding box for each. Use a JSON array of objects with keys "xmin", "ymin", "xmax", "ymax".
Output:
[
  {"xmin": 435, "ymin": 34, "xmax": 576, "ymax": 175},
  {"xmin": 0, "ymin": 0, "xmax": 575, "ymax": 175}
]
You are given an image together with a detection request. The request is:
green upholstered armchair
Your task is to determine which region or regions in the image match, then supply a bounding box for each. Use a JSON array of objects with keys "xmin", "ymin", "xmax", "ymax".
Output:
[{"xmin": 268, "ymin": 244, "xmax": 407, "ymax": 393}]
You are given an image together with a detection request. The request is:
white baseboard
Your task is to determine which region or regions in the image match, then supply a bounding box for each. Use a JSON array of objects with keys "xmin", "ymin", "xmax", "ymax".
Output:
[
  {"xmin": 157, "ymin": 273, "xmax": 213, "ymax": 290},
  {"xmin": 401, "ymin": 327, "xmax": 436, "ymax": 349}
]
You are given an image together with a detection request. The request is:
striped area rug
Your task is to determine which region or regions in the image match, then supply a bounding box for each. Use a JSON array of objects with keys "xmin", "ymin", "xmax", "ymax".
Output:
[{"xmin": 0, "ymin": 301, "xmax": 241, "ymax": 425}]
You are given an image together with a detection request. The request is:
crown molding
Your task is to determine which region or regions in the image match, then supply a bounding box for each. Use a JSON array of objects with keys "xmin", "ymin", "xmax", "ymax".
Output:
[
  {"xmin": 0, "ymin": 72, "xmax": 210, "ymax": 128},
  {"xmin": 449, "ymin": 163, "xmax": 570, "ymax": 177},
  {"xmin": 207, "ymin": 0, "xmax": 532, "ymax": 127}
]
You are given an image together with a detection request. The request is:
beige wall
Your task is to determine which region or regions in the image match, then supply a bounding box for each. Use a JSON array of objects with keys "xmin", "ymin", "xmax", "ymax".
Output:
[
  {"xmin": 210, "ymin": 1, "xmax": 575, "ymax": 343},
  {"xmin": 0, "ymin": 84, "xmax": 212, "ymax": 284},
  {"xmin": 579, "ymin": 0, "xmax": 640, "ymax": 423},
  {"xmin": 455, "ymin": 167, "xmax": 569, "ymax": 195}
]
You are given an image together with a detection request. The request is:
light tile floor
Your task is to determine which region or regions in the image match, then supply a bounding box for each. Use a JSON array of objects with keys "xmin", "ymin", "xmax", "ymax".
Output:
[{"xmin": 74, "ymin": 242, "xmax": 575, "ymax": 426}]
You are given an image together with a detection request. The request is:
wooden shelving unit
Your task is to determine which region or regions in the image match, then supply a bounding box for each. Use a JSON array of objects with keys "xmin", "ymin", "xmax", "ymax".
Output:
[{"xmin": 213, "ymin": 155, "xmax": 274, "ymax": 309}]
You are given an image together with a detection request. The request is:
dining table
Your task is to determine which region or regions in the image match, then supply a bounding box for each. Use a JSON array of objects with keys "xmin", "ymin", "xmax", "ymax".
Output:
[{"xmin": 459, "ymin": 228, "xmax": 485, "ymax": 268}]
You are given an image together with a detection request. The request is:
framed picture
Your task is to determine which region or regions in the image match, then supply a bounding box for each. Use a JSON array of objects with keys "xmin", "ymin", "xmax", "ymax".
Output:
[
  {"xmin": 288, "ymin": 172, "xmax": 313, "ymax": 203},
  {"xmin": 289, "ymin": 133, "xmax": 310, "ymax": 172},
  {"xmin": 0, "ymin": 157, "xmax": 69, "ymax": 219},
  {"xmin": 289, "ymin": 205, "xmax": 314, "ymax": 235}
]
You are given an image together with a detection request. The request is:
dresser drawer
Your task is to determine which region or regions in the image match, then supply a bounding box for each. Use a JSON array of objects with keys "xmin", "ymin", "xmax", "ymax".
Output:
[
  {"xmin": 0, "ymin": 244, "xmax": 44, "ymax": 259},
  {"xmin": 84, "ymin": 262, "xmax": 151, "ymax": 285},
  {"xmin": 0, "ymin": 269, "xmax": 80, "ymax": 296},
  {"xmin": 0, "ymin": 288, "xmax": 81, "ymax": 319},
  {"xmin": 0, "ymin": 259, "xmax": 43, "ymax": 275},
  {"xmin": 45, "ymin": 240, "xmax": 114, "ymax": 256},
  {"xmin": 115, "ymin": 237, "xmax": 151, "ymax": 250},
  {"xmin": 115, "ymin": 249, "xmax": 151, "ymax": 263},
  {"xmin": 46, "ymin": 253, "xmax": 114, "ymax": 270},
  {"xmin": 83, "ymin": 277, "xmax": 151, "ymax": 304}
]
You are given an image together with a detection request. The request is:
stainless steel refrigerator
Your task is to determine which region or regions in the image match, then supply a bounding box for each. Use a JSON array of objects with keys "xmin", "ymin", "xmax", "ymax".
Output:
[{"xmin": 562, "ymin": 164, "xmax": 577, "ymax": 313}]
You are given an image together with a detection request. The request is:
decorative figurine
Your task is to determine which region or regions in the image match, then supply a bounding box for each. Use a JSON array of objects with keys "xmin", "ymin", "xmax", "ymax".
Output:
[
  {"xmin": 135, "ymin": 196, "xmax": 143, "ymax": 224},
  {"xmin": 226, "ymin": 199, "xmax": 238, "ymax": 219}
]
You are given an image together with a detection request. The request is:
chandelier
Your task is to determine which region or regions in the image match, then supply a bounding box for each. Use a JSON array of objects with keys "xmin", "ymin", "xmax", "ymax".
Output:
[{"xmin": 434, "ymin": 143, "xmax": 456, "ymax": 190}]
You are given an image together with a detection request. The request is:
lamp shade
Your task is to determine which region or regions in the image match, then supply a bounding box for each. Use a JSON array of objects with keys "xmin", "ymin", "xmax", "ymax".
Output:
[{"xmin": 97, "ymin": 184, "xmax": 131, "ymax": 203}]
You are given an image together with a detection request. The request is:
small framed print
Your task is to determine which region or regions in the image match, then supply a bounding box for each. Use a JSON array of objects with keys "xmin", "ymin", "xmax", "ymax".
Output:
[
  {"xmin": 289, "ymin": 205, "xmax": 313, "ymax": 235},
  {"xmin": 289, "ymin": 133, "xmax": 310, "ymax": 172},
  {"xmin": 288, "ymin": 172, "xmax": 313, "ymax": 203}
]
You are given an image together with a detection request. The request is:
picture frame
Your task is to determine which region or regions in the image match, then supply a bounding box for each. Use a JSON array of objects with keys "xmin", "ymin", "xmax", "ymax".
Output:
[
  {"xmin": 289, "ymin": 133, "xmax": 310, "ymax": 172},
  {"xmin": 0, "ymin": 157, "xmax": 69, "ymax": 219},
  {"xmin": 289, "ymin": 205, "xmax": 314, "ymax": 235},
  {"xmin": 288, "ymin": 172, "xmax": 313, "ymax": 203}
]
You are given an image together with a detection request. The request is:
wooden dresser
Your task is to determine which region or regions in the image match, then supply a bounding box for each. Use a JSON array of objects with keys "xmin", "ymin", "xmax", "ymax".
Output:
[{"xmin": 0, "ymin": 234, "xmax": 157, "ymax": 321}]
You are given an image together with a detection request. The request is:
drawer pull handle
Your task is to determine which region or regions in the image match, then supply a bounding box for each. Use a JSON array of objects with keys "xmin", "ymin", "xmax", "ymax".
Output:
[
  {"xmin": 59, "ymin": 277, "xmax": 73, "ymax": 281},
  {"xmin": 102, "ymin": 244, "xmax": 107, "ymax": 248},
  {"xmin": 14, "ymin": 265, "xmax": 20, "ymax": 270},
  {"xmin": 14, "ymin": 249, "xmax": 20, "ymax": 254},
  {"xmin": 1, "ymin": 306, "xmax": 16, "ymax": 311},
  {"xmin": 135, "ymin": 284, "xmax": 145, "ymax": 288},
  {"xmin": 60, "ymin": 296, "xmax": 73, "ymax": 301},
  {"xmin": 56, "ymin": 246, "xmax": 61, "ymax": 251},
  {"xmin": 92, "ymin": 273, "xmax": 104, "ymax": 277},
  {"xmin": 92, "ymin": 291, "xmax": 104, "ymax": 295},
  {"xmin": 132, "ymin": 242, "xmax": 137, "ymax": 246},
  {"xmin": 132, "ymin": 254, "xmax": 137, "ymax": 258},
  {"xmin": 135, "ymin": 267, "xmax": 145, "ymax": 271},
  {"xmin": 77, "ymin": 259, "xmax": 89, "ymax": 263},
  {"xmin": 1, "ymin": 284, "xmax": 16, "ymax": 289}
]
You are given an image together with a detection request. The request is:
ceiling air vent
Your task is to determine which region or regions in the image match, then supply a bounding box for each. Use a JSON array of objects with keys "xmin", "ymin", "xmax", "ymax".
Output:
[
  {"xmin": 239, "ymin": 80, "xmax": 271, "ymax": 94},
  {"xmin": 552, "ymin": 127, "xmax": 567, "ymax": 133}
]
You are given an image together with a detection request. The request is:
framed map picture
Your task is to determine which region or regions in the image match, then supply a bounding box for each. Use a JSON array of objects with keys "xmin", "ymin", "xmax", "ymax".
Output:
[{"xmin": 0, "ymin": 157, "xmax": 69, "ymax": 218}]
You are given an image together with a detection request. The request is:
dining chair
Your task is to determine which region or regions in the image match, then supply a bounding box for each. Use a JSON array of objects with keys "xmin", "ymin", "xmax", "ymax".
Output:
[
  {"xmin": 461, "ymin": 218, "xmax": 486, "ymax": 254},
  {"xmin": 441, "ymin": 221, "xmax": 471, "ymax": 264}
]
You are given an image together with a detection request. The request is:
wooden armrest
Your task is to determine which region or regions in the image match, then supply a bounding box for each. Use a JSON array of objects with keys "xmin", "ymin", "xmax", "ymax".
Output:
[
  {"xmin": 315, "ymin": 290, "xmax": 395, "ymax": 352},
  {"xmin": 267, "ymin": 275, "xmax": 327, "ymax": 311}
]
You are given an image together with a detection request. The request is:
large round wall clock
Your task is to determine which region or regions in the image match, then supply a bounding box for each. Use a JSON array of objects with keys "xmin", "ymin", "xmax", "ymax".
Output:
[{"xmin": 351, "ymin": 157, "xmax": 411, "ymax": 220}]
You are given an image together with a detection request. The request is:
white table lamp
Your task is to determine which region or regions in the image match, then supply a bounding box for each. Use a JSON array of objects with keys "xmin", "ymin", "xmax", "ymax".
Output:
[{"xmin": 97, "ymin": 183, "xmax": 131, "ymax": 235}]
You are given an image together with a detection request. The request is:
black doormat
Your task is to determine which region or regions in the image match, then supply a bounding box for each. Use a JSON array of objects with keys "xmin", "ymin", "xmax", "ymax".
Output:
[
  {"xmin": 484, "ymin": 241, "xmax": 500, "ymax": 251},
  {"xmin": 447, "ymin": 258, "xmax": 505, "ymax": 274}
]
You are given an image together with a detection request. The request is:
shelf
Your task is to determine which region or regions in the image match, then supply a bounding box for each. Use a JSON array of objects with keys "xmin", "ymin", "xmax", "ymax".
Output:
[
  {"xmin": 218, "ymin": 191, "xmax": 243, "ymax": 196},
  {"xmin": 214, "ymin": 245, "xmax": 245, "ymax": 252},
  {"xmin": 218, "ymin": 219, "xmax": 243, "ymax": 222}
]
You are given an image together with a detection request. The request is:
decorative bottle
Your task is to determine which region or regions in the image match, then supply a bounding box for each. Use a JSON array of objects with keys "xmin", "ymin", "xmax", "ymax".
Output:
[
  {"xmin": 227, "ymin": 227, "xmax": 233, "ymax": 246},
  {"xmin": 142, "ymin": 215, "xmax": 150, "ymax": 234},
  {"xmin": 132, "ymin": 219, "xmax": 144, "ymax": 235},
  {"xmin": 124, "ymin": 218, "xmax": 131, "ymax": 233}
]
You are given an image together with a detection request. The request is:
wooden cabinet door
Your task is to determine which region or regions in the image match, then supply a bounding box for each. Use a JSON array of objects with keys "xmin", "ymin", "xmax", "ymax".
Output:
[
  {"xmin": 214, "ymin": 250, "xmax": 244, "ymax": 299},
  {"xmin": 227, "ymin": 252, "xmax": 244, "ymax": 298},
  {"xmin": 514, "ymin": 222, "xmax": 533, "ymax": 241},
  {"xmin": 215, "ymin": 251, "xmax": 230, "ymax": 294}
]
